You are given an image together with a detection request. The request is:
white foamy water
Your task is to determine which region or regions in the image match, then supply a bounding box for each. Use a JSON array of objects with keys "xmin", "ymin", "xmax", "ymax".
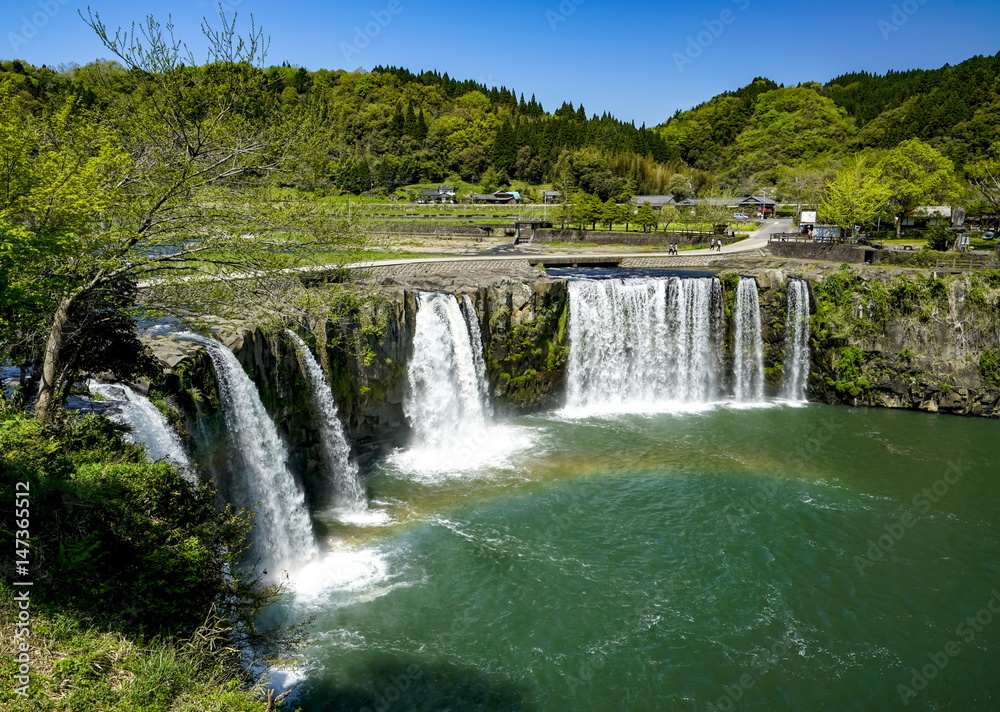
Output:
[
  {"xmin": 327, "ymin": 506, "xmax": 393, "ymax": 527},
  {"xmin": 387, "ymin": 422, "xmax": 537, "ymax": 482},
  {"xmin": 291, "ymin": 545, "xmax": 396, "ymax": 611},
  {"xmin": 2, "ymin": 366, "xmax": 21, "ymax": 400},
  {"xmin": 404, "ymin": 292, "xmax": 490, "ymax": 448},
  {"xmin": 177, "ymin": 332, "xmax": 317, "ymax": 577},
  {"xmin": 781, "ymin": 279, "xmax": 811, "ymax": 401},
  {"xmin": 564, "ymin": 276, "xmax": 724, "ymax": 412},
  {"xmin": 392, "ymin": 292, "xmax": 536, "ymax": 480},
  {"xmin": 286, "ymin": 331, "xmax": 367, "ymax": 512},
  {"xmin": 460, "ymin": 294, "xmax": 493, "ymax": 418},
  {"xmin": 733, "ymin": 276, "xmax": 765, "ymax": 402},
  {"xmin": 86, "ymin": 380, "xmax": 195, "ymax": 480}
]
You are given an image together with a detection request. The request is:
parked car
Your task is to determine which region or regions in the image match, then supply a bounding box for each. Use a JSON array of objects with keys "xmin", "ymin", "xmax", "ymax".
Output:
[{"xmin": 733, "ymin": 213, "xmax": 748, "ymax": 220}]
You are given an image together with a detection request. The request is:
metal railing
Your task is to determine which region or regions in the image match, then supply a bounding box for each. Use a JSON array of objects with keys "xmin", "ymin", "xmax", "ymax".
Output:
[
  {"xmin": 767, "ymin": 233, "xmax": 861, "ymax": 245},
  {"xmin": 932, "ymin": 257, "xmax": 1000, "ymax": 270}
]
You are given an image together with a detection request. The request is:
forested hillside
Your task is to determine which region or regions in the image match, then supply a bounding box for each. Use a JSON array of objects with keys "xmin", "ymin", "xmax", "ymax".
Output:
[
  {"xmin": 658, "ymin": 53, "xmax": 1000, "ymax": 199},
  {"xmin": 3, "ymin": 51, "xmax": 999, "ymax": 202}
]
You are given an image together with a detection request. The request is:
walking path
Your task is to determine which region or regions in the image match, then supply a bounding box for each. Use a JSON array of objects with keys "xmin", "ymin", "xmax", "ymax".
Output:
[
  {"xmin": 140, "ymin": 220, "xmax": 790, "ymax": 288},
  {"xmin": 335, "ymin": 219, "xmax": 792, "ymax": 273}
]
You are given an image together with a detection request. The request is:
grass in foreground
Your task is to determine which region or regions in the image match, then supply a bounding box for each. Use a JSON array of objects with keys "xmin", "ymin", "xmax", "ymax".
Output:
[
  {"xmin": 1, "ymin": 411, "xmax": 301, "ymax": 711},
  {"xmin": 0, "ymin": 600, "xmax": 271, "ymax": 712}
]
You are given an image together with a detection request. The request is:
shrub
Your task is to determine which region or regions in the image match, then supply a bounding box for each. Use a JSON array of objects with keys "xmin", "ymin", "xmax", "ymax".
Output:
[
  {"xmin": 925, "ymin": 225, "xmax": 953, "ymax": 251},
  {"xmin": 980, "ymin": 349, "xmax": 1000, "ymax": 390},
  {"xmin": 0, "ymin": 412, "xmax": 273, "ymax": 639}
]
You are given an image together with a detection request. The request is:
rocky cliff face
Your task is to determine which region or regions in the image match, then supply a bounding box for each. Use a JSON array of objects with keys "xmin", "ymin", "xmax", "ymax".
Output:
[
  {"xmin": 803, "ymin": 266, "xmax": 1000, "ymax": 417},
  {"xmin": 734, "ymin": 264, "xmax": 1000, "ymax": 416},
  {"xmin": 149, "ymin": 264, "xmax": 1000, "ymax": 484},
  {"xmin": 150, "ymin": 269, "xmax": 570, "ymax": 477}
]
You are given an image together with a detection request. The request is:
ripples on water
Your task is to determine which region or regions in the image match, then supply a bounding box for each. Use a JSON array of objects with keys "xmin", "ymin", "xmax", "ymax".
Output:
[{"xmin": 274, "ymin": 404, "xmax": 1000, "ymax": 711}]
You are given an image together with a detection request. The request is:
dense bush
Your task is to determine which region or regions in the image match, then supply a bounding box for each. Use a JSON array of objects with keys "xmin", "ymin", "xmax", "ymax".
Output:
[
  {"xmin": 0, "ymin": 411, "xmax": 304, "ymax": 710},
  {"xmin": 925, "ymin": 225, "xmax": 954, "ymax": 251},
  {"xmin": 0, "ymin": 413, "xmax": 260, "ymax": 636}
]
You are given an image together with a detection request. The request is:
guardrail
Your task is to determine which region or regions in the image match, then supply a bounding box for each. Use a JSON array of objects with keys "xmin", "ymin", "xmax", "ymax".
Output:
[
  {"xmin": 932, "ymin": 257, "xmax": 1000, "ymax": 270},
  {"xmin": 768, "ymin": 233, "xmax": 863, "ymax": 245}
]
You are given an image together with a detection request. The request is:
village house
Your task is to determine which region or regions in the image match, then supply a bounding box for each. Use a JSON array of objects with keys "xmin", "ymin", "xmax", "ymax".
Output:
[
  {"xmin": 418, "ymin": 184, "xmax": 457, "ymax": 203},
  {"xmin": 471, "ymin": 190, "xmax": 521, "ymax": 204}
]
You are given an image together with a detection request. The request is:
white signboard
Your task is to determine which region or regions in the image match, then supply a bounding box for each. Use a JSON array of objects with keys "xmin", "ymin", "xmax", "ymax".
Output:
[{"xmin": 800, "ymin": 209, "xmax": 817, "ymax": 224}]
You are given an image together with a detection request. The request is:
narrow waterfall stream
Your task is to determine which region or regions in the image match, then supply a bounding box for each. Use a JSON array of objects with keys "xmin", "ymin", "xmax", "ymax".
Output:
[
  {"xmin": 286, "ymin": 331, "xmax": 367, "ymax": 513},
  {"xmin": 781, "ymin": 279, "xmax": 811, "ymax": 401},
  {"xmin": 86, "ymin": 380, "xmax": 194, "ymax": 480},
  {"xmin": 733, "ymin": 276, "xmax": 765, "ymax": 403},
  {"xmin": 179, "ymin": 333, "xmax": 317, "ymax": 576},
  {"xmin": 403, "ymin": 292, "xmax": 489, "ymax": 446},
  {"xmin": 564, "ymin": 276, "xmax": 723, "ymax": 412},
  {"xmin": 393, "ymin": 291, "xmax": 527, "ymax": 476},
  {"xmin": 460, "ymin": 294, "xmax": 493, "ymax": 419}
]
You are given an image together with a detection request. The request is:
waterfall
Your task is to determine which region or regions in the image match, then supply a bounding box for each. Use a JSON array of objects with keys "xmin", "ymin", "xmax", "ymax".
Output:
[
  {"xmin": 87, "ymin": 380, "xmax": 194, "ymax": 481},
  {"xmin": 286, "ymin": 331, "xmax": 366, "ymax": 512},
  {"xmin": 404, "ymin": 292, "xmax": 490, "ymax": 450},
  {"xmin": 733, "ymin": 277, "xmax": 765, "ymax": 402},
  {"xmin": 460, "ymin": 294, "xmax": 493, "ymax": 418},
  {"xmin": 565, "ymin": 276, "xmax": 723, "ymax": 411},
  {"xmin": 781, "ymin": 279, "xmax": 811, "ymax": 401},
  {"xmin": 394, "ymin": 290, "xmax": 535, "ymax": 478},
  {"xmin": 178, "ymin": 333, "xmax": 317, "ymax": 575}
]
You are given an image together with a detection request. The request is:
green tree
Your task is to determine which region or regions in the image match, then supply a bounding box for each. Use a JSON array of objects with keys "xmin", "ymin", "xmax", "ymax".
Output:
[
  {"xmin": 965, "ymin": 141, "xmax": 1000, "ymax": 218},
  {"xmin": 480, "ymin": 166, "xmax": 500, "ymax": 194},
  {"xmin": 693, "ymin": 193, "xmax": 733, "ymax": 230},
  {"xmin": 636, "ymin": 201, "xmax": 659, "ymax": 233},
  {"xmin": 925, "ymin": 225, "xmax": 954, "ymax": 251},
  {"xmin": 572, "ymin": 191, "xmax": 602, "ymax": 230},
  {"xmin": 730, "ymin": 87, "xmax": 851, "ymax": 184},
  {"xmin": 667, "ymin": 173, "xmax": 693, "ymax": 201},
  {"xmin": 600, "ymin": 198, "xmax": 624, "ymax": 230},
  {"xmin": 0, "ymin": 94, "xmax": 133, "ymax": 400},
  {"xmin": 659, "ymin": 204, "xmax": 679, "ymax": 229},
  {"xmin": 8, "ymin": 11, "xmax": 368, "ymax": 422},
  {"xmin": 820, "ymin": 153, "xmax": 892, "ymax": 232},
  {"xmin": 877, "ymin": 138, "xmax": 962, "ymax": 237}
]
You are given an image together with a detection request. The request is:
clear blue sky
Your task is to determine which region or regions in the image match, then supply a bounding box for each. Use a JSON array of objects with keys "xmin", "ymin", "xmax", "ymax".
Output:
[{"xmin": 6, "ymin": 0, "xmax": 1000, "ymax": 125}]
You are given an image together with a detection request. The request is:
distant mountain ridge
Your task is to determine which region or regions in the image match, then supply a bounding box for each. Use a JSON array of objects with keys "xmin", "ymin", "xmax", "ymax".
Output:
[
  {"xmin": 656, "ymin": 53, "xmax": 1000, "ymax": 193},
  {"xmin": 3, "ymin": 52, "xmax": 997, "ymax": 198}
]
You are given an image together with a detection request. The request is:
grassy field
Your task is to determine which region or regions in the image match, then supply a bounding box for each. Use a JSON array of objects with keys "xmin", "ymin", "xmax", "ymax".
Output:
[{"xmin": 269, "ymin": 187, "xmax": 759, "ymax": 233}]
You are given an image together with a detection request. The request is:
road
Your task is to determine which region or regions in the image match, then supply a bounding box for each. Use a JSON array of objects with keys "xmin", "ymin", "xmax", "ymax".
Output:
[
  {"xmin": 336, "ymin": 219, "xmax": 792, "ymax": 271},
  {"xmin": 139, "ymin": 220, "xmax": 790, "ymax": 288}
]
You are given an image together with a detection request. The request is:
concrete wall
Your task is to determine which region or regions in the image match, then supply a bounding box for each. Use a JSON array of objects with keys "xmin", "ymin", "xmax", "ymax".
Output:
[
  {"xmin": 768, "ymin": 241, "xmax": 875, "ymax": 263},
  {"xmin": 535, "ymin": 229, "xmax": 739, "ymax": 247}
]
